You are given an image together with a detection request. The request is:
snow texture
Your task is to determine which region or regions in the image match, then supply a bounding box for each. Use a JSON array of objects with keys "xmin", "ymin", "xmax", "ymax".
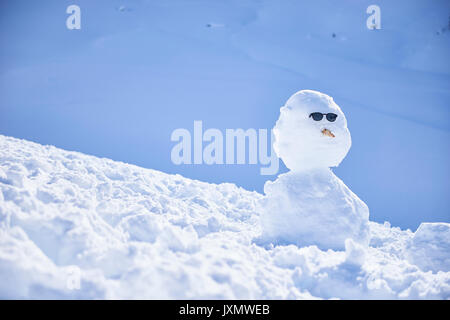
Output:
[
  {"xmin": 260, "ymin": 90, "xmax": 369, "ymax": 250},
  {"xmin": 407, "ymin": 223, "xmax": 450, "ymax": 273},
  {"xmin": 0, "ymin": 135, "xmax": 449, "ymax": 299},
  {"xmin": 273, "ymin": 90, "xmax": 351, "ymax": 171},
  {"xmin": 258, "ymin": 168, "xmax": 370, "ymax": 251}
]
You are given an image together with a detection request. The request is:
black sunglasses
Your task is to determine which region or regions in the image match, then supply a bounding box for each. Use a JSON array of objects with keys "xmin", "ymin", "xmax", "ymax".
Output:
[{"xmin": 309, "ymin": 112, "xmax": 338, "ymax": 122}]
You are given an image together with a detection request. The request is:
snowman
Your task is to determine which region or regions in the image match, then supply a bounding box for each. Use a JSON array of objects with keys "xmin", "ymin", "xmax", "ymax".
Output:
[{"xmin": 259, "ymin": 90, "xmax": 370, "ymax": 250}]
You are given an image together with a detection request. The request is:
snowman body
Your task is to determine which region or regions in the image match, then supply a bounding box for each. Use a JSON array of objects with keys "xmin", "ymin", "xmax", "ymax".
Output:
[{"xmin": 260, "ymin": 90, "xmax": 370, "ymax": 250}]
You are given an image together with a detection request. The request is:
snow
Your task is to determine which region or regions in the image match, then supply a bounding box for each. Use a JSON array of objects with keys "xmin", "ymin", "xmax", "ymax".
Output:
[
  {"xmin": 273, "ymin": 90, "xmax": 351, "ymax": 171},
  {"xmin": 259, "ymin": 90, "xmax": 369, "ymax": 250},
  {"xmin": 0, "ymin": 135, "xmax": 449, "ymax": 299},
  {"xmin": 407, "ymin": 223, "xmax": 450, "ymax": 273},
  {"xmin": 258, "ymin": 169, "xmax": 370, "ymax": 251},
  {"xmin": 1, "ymin": 0, "xmax": 449, "ymax": 231}
]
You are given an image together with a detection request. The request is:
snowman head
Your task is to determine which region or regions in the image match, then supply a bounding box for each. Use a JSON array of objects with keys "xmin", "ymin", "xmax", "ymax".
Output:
[{"xmin": 273, "ymin": 90, "xmax": 351, "ymax": 171}]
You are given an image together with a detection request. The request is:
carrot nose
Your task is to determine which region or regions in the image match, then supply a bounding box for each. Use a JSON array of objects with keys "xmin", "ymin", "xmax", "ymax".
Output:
[{"xmin": 322, "ymin": 128, "xmax": 335, "ymax": 138}]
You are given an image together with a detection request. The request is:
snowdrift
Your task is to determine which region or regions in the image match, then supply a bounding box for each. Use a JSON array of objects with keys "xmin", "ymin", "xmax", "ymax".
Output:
[{"xmin": 0, "ymin": 135, "xmax": 449, "ymax": 299}]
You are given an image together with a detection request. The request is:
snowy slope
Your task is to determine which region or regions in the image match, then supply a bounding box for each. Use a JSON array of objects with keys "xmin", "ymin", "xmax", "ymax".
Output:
[{"xmin": 0, "ymin": 135, "xmax": 449, "ymax": 299}]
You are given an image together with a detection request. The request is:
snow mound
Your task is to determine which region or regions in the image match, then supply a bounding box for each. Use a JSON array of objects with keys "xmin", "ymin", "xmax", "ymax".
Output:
[
  {"xmin": 258, "ymin": 169, "xmax": 370, "ymax": 251},
  {"xmin": 0, "ymin": 135, "xmax": 449, "ymax": 299},
  {"xmin": 407, "ymin": 223, "xmax": 450, "ymax": 273}
]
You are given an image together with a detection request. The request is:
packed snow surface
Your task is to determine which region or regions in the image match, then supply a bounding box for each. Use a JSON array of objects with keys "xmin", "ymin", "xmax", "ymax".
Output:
[
  {"xmin": 258, "ymin": 169, "xmax": 370, "ymax": 251},
  {"xmin": 0, "ymin": 135, "xmax": 449, "ymax": 299}
]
